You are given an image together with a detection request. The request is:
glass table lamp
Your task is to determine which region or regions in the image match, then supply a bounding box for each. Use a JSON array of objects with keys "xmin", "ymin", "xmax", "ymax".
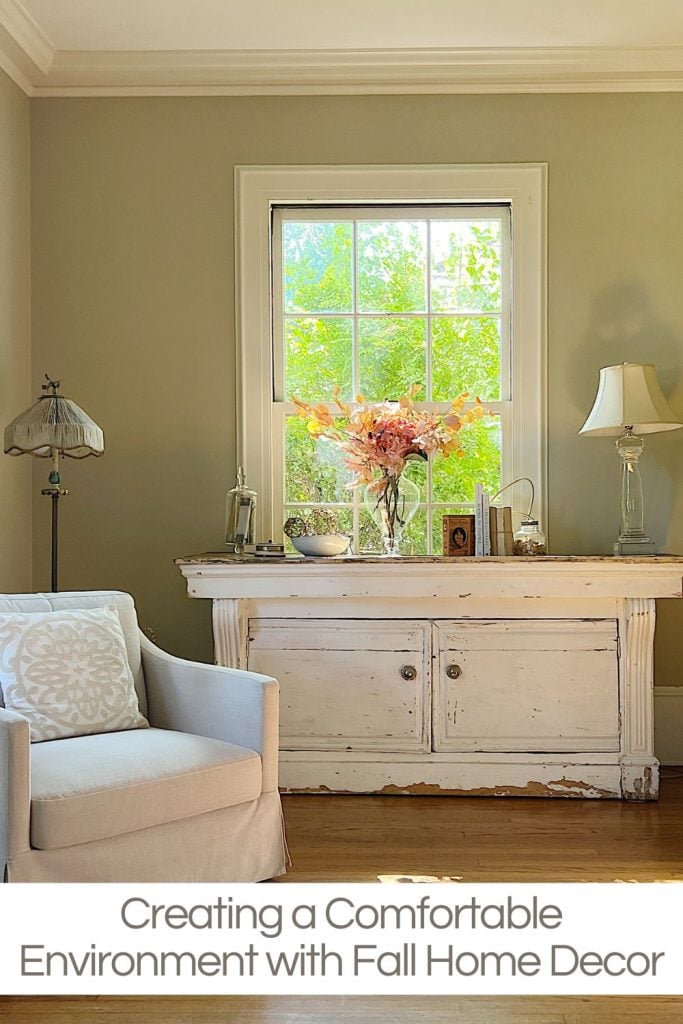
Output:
[{"xmin": 579, "ymin": 363, "xmax": 681, "ymax": 555}]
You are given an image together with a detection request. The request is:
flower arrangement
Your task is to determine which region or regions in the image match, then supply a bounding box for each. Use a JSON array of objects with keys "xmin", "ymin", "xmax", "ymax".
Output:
[{"xmin": 292, "ymin": 384, "xmax": 487, "ymax": 555}]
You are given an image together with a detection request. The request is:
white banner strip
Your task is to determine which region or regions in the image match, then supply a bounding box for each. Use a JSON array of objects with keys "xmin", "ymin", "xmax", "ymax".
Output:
[{"xmin": 0, "ymin": 883, "xmax": 681, "ymax": 996}]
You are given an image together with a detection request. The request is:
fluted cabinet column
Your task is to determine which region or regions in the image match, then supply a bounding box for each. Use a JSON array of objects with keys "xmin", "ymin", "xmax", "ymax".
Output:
[{"xmin": 620, "ymin": 597, "xmax": 658, "ymax": 800}]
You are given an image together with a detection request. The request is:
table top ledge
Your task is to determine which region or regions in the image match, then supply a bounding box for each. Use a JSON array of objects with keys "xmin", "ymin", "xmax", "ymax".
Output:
[{"xmin": 176, "ymin": 552, "xmax": 683, "ymax": 567}]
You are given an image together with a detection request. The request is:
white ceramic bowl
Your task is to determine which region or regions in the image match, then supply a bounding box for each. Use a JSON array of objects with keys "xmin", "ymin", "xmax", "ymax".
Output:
[{"xmin": 291, "ymin": 533, "xmax": 351, "ymax": 557}]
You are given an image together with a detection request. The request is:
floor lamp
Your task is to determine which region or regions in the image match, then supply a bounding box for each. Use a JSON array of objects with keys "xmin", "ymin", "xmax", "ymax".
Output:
[{"xmin": 4, "ymin": 376, "xmax": 104, "ymax": 591}]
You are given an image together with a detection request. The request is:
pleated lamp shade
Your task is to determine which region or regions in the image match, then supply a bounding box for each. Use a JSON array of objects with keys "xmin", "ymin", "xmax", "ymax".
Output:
[{"xmin": 4, "ymin": 389, "xmax": 104, "ymax": 459}]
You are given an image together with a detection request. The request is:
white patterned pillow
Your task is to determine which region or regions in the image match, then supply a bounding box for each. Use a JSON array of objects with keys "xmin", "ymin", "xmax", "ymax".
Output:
[{"xmin": 0, "ymin": 605, "xmax": 149, "ymax": 742}]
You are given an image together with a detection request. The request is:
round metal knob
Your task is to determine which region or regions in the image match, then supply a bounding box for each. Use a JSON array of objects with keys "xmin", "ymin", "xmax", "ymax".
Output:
[
  {"xmin": 400, "ymin": 665, "xmax": 417, "ymax": 681},
  {"xmin": 446, "ymin": 663, "xmax": 462, "ymax": 680}
]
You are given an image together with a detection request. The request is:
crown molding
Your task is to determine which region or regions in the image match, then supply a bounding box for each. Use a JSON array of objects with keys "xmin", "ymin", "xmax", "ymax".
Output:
[
  {"xmin": 30, "ymin": 46, "xmax": 683, "ymax": 96},
  {"xmin": 0, "ymin": 0, "xmax": 53, "ymax": 90},
  {"xmin": 0, "ymin": 42, "xmax": 31, "ymax": 93},
  {"xmin": 4, "ymin": 41, "xmax": 683, "ymax": 97}
]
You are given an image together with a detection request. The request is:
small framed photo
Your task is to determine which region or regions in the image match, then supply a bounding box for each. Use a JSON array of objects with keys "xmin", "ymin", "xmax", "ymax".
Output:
[{"xmin": 442, "ymin": 514, "xmax": 475, "ymax": 557}]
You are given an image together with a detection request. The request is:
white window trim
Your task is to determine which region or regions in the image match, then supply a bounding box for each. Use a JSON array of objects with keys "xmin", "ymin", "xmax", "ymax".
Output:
[{"xmin": 235, "ymin": 163, "xmax": 548, "ymax": 545}]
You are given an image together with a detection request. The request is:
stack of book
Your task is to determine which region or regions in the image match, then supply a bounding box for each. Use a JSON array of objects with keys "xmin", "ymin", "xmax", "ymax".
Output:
[
  {"xmin": 488, "ymin": 504, "xmax": 514, "ymax": 555},
  {"xmin": 474, "ymin": 483, "xmax": 489, "ymax": 555},
  {"xmin": 442, "ymin": 486, "xmax": 514, "ymax": 557},
  {"xmin": 475, "ymin": 484, "xmax": 513, "ymax": 556}
]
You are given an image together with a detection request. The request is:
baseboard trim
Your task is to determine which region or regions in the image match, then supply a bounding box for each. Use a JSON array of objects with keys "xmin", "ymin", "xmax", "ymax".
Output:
[{"xmin": 655, "ymin": 686, "xmax": 683, "ymax": 766}]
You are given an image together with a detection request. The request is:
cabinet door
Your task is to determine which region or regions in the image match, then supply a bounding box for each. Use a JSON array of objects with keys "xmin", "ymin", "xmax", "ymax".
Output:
[
  {"xmin": 433, "ymin": 619, "xmax": 620, "ymax": 753},
  {"xmin": 247, "ymin": 619, "xmax": 430, "ymax": 752}
]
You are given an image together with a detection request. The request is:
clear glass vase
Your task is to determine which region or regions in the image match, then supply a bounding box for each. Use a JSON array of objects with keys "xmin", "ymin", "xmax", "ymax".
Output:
[{"xmin": 364, "ymin": 473, "xmax": 420, "ymax": 556}]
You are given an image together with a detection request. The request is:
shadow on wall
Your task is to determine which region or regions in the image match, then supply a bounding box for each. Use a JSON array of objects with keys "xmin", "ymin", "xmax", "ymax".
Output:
[
  {"xmin": 579, "ymin": 280, "xmax": 682, "ymax": 396},
  {"xmin": 567, "ymin": 279, "xmax": 683, "ymax": 550}
]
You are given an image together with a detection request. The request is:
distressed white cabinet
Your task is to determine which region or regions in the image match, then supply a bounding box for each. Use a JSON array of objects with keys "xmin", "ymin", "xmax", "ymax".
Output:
[
  {"xmin": 247, "ymin": 619, "xmax": 430, "ymax": 752},
  {"xmin": 433, "ymin": 619, "xmax": 620, "ymax": 754},
  {"xmin": 176, "ymin": 555, "xmax": 683, "ymax": 800}
]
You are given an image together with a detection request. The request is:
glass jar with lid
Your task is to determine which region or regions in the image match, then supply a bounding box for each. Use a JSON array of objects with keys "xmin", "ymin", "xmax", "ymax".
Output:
[
  {"xmin": 225, "ymin": 466, "xmax": 257, "ymax": 553},
  {"xmin": 512, "ymin": 520, "xmax": 546, "ymax": 556}
]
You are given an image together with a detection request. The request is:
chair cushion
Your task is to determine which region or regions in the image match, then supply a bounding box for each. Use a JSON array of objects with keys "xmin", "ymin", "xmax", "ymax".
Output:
[
  {"xmin": 0, "ymin": 606, "xmax": 148, "ymax": 742},
  {"xmin": 30, "ymin": 728, "xmax": 262, "ymax": 850},
  {"xmin": 0, "ymin": 591, "xmax": 146, "ymax": 716}
]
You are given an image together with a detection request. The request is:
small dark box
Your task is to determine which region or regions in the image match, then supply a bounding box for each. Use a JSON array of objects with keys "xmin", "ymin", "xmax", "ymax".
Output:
[{"xmin": 442, "ymin": 514, "xmax": 475, "ymax": 557}]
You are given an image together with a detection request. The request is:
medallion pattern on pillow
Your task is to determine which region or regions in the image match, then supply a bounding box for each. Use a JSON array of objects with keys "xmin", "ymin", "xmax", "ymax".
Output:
[{"xmin": 0, "ymin": 606, "xmax": 148, "ymax": 742}]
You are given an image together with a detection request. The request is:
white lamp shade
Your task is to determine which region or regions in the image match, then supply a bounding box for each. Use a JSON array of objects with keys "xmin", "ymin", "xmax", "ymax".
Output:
[
  {"xmin": 579, "ymin": 363, "xmax": 682, "ymax": 437},
  {"xmin": 4, "ymin": 393, "xmax": 104, "ymax": 458}
]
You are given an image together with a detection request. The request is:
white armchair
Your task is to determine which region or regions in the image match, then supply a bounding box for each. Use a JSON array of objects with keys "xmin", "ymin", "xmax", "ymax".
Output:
[{"xmin": 0, "ymin": 591, "xmax": 286, "ymax": 883}]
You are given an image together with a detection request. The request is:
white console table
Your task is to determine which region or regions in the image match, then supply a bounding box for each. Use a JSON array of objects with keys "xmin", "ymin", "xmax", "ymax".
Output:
[{"xmin": 176, "ymin": 555, "xmax": 683, "ymax": 800}]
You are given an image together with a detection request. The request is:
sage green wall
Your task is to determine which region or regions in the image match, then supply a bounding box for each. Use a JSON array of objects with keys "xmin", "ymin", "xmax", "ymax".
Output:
[
  {"xmin": 30, "ymin": 94, "xmax": 683, "ymax": 674},
  {"xmin": 0, "ymin": 68, "xmax": 31, "ymax": 591}
]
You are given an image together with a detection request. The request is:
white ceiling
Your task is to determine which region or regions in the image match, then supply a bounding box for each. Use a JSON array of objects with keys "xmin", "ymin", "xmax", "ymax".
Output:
[
  {"xmin": 2, "ymin": 0, "xmax": 683, "ymax": 96},
  {"xmin": 21, "ymin": 0, "xmax": 683, "ymax": 52}
]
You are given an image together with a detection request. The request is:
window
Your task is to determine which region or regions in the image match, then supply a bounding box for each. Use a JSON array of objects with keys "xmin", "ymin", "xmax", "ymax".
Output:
[
  {"xmin": 236, "ymin": 165, "xmax": 546, "ymax": 548},
  {"xmin": 273, "ymin": 206, "xmax": 508, "ymax": 553}
]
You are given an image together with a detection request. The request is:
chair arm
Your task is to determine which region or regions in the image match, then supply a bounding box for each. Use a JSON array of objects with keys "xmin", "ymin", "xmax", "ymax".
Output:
[
  {"xmin": 140, "ymin": 633, "xmax": 280, "ymax": 792},
  {"xmin": 0, "ymin": 707, "xmax": 31, "ymax": 874}
]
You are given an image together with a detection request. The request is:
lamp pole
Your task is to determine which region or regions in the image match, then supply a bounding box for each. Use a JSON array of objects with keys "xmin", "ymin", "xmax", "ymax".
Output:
[{"xmin": 40, "ymin": 447, "xmax": 68, "ymax": 592}]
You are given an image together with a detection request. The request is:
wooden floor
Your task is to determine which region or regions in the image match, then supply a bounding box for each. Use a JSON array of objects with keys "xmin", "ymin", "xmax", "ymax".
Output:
[
  {"xmin": 3, "ymin": 995, "xmax": 683, "ymax": 1024},
  {"xmin": 3, "ymin": 775, "xmax": 683, "ymax": 1023},
  {"xmin": 278, "ymin": 770, "xmax": 683, "ymax": 883}
]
